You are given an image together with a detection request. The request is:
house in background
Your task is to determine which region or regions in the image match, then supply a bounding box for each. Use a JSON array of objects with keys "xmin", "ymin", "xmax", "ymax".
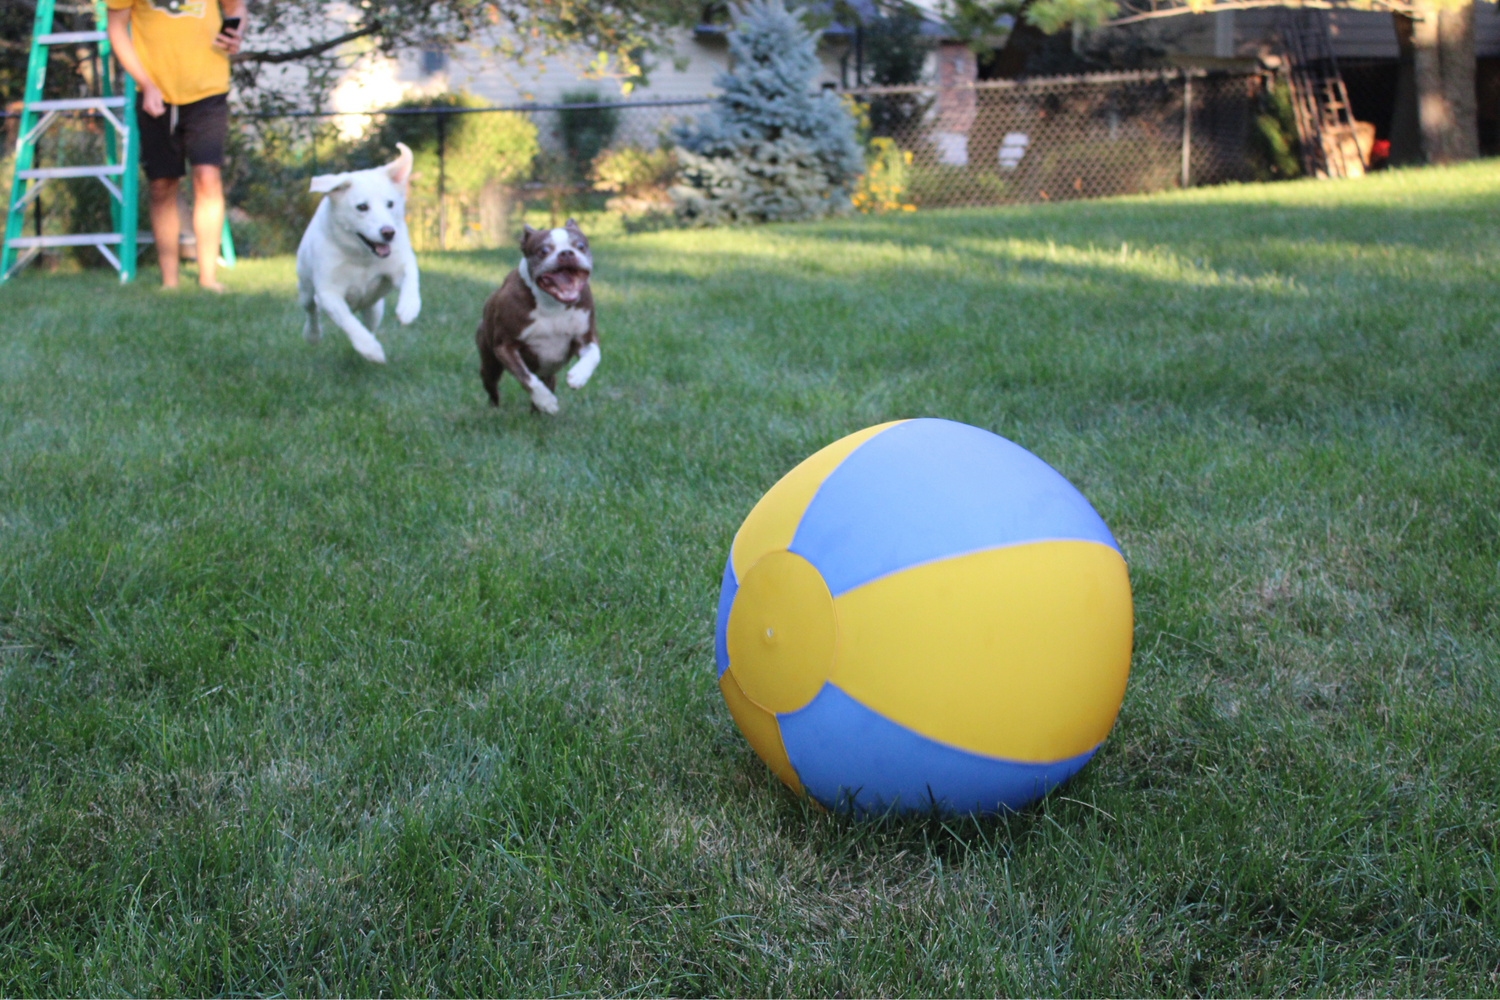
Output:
[
  {"xmin": 324, "ymin": 0, "xmax": 965, "ymax": 118},
  {"xmin": 1085, "ymin": 4, "xmax": 1500, "ymax": 159}
]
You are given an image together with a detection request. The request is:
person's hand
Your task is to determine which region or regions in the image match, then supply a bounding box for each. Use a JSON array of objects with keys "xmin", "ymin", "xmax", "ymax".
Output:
[
  {"xmin": 213, "ymin": 24, "xmax": 241, "ymax": 54},
  {"xmin": 141, "ymin": 82, "xmax": 165, "ymax": 117}
]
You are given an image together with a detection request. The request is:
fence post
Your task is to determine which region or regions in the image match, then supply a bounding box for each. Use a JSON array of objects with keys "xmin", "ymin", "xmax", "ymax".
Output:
[
  {"xmin": 1180, "ymin": 71, "xmax": 1193, "ymax": 189},
  {"xmin": 437, "ymin": 111, "xmax": 447, "ymax": 249}
]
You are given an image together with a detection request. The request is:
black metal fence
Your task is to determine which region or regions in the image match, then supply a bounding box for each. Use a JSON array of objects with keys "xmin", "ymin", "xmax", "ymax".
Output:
[{"xmin": 2, "ymin": 68, "xmax": 1263, "ymax": 265}]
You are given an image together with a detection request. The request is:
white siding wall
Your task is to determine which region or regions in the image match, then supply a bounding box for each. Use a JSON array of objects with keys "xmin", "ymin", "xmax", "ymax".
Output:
[{"xmin": 326, "ymin": 27, "xmax": 851, "ymax": 117}]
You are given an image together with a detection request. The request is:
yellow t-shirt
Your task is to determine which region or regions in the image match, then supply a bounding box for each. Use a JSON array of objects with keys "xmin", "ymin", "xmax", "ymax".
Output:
[{"xmin": 106, "ymin": 0, "xmax": 229, "ymax": 106}]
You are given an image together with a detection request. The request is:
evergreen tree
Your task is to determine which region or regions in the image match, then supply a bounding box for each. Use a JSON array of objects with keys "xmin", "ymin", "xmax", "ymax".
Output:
[{"xmin": 671, "ymin": 0, "xmax": 864, "ymax": 225}]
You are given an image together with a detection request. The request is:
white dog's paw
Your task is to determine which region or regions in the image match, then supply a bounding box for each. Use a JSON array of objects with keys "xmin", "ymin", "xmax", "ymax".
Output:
[
  {"xmin": 355, "ymin": 338, "xmax": 387, "ymax": 364},
  {"xmin": 529, "ymin": 383, "xmax": 559, "ymax": 414},
  {"xmin": 397, "ymin": 297, "xmax": 421, "ymax": 325}
]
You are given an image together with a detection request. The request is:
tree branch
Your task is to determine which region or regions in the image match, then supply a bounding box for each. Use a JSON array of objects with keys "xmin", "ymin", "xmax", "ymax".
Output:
[{"xmin": 232, "ymin": 22, "xmax": 381, "ymax": 64}]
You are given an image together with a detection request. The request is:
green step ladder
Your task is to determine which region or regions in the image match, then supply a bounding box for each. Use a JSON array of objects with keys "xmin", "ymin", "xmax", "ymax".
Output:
[{"xmin": 2, "ymin": 0, "xmax": 234, "ymax": 283}]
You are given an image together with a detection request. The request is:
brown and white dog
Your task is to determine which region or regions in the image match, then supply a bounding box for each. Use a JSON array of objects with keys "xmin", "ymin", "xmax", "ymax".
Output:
[{"xmin": 476, "ymin": 220, "xmax": 600, "ymax": 414}]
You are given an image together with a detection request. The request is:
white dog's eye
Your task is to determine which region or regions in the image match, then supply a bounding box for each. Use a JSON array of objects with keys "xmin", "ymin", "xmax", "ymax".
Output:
[
  {"xmin": 356, "ymin": 202, "xmax": 369, "ymax": 212},
  {"xmin": 386, "ymin": 200, "xmax": 394, "ymax": 208}
]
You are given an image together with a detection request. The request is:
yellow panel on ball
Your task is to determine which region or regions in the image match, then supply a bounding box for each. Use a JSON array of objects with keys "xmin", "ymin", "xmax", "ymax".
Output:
[
  {"xmin": 830, "ymin": 539, "xmax": 1133, "ymax": 763},
  {"xmin": 726, "ymin": 550, "xmax": 838, "ymax": 715}
]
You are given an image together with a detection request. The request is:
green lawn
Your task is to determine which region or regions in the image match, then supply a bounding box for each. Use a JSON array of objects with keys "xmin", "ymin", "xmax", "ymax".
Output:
[{"xmin": 2, "ymin": 162, "xmax": 1498, "ymax": 996}]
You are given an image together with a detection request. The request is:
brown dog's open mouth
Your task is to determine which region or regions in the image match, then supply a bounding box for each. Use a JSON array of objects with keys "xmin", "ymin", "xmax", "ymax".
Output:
[
  {"xmin": 359, "ymin": 234, "xmax": 393, "ymax": 258},
  {"xmin": 536, "ymin": 265, "xmax": 589, "ymax": 303}
]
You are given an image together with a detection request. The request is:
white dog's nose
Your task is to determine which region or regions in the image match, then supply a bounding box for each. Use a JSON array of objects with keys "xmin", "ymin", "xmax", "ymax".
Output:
[{"xmin": 380, "ymin": 226, "xmax": 395, "ymax": 241}]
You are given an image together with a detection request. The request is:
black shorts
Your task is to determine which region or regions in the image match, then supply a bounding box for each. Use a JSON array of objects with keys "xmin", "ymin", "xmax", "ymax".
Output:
[{"xmin": 137, "ymin": 92, "xmax": 228, "ymax": 180}]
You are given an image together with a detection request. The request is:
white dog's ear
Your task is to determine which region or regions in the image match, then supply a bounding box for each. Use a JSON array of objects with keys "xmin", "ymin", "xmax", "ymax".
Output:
[
  {"xmin": 386, "ymin": 142, "xmax": 414, "ymax": 192},
  {"xmin": 309, "ymin": 172, "xmax": 352, "ymax": 195}
]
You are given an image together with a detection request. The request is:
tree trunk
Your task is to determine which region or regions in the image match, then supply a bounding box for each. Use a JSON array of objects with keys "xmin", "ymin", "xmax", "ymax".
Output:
[
  {"xmin": 1439, "ymin": 2, "xmax": 1479, "ymax": 160},
  {"xmin": 1389, "ymin": 12, "xmax": 1423, "ymax": 164},
  {"xmin": 1410, "ymin": 0, "xmax": 1478, "ymax": 164}
]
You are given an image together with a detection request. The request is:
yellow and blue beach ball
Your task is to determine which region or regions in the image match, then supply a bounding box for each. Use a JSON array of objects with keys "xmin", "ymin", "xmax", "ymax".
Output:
[{"xmin": 714, "ymin": 418, "xmax": 1133, "ymax": 815}]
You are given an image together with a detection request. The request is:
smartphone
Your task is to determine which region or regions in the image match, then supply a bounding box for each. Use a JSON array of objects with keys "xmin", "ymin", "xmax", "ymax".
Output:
[{"xmin": 220, "ymin": 16, "xmax": 241, "ymax": 32}]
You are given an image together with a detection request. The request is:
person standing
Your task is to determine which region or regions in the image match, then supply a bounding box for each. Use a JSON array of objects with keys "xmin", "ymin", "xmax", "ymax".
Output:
[{"xmin": 106, "ymin": 0, "xmax": 244, "ymax": 291}]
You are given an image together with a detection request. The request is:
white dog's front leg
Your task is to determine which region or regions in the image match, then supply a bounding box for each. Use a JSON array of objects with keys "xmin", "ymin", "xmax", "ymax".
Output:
[
  {"xmin": 316, "ymin": 291, "xmax": 387, "ymax": 363},
  {"xmin": 566, "ymin": 342, "xmax": 601, "ymax": 390},
  {"xmin": 395, "ymin": 264, "xmax": 421, "ymax": 326}
]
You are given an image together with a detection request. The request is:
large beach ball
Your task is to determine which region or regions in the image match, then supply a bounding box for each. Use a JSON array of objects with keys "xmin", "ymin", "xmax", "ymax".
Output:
[{"xmin": 714, "ymin": 418, "xmax": 1133, "ymax": 815}]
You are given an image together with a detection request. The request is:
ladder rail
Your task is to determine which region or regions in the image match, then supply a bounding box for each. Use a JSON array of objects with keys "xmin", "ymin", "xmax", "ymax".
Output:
[
  {"xmin": 1, "ymin": 0, "xmax": 56, "ymax": 277},
  {"xmin": 1277, "ymin": 8, "xmax": 1364, "ymax": 180}
]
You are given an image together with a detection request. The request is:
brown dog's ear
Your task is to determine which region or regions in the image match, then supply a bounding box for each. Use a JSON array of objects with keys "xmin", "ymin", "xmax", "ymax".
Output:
[
  {"xmin": 520, "ymin": 224, "xmax": 538, "ymax": 247},
  {"xmin": 564, "ymin": 218, "xmax": 580, "ymax": 231}
]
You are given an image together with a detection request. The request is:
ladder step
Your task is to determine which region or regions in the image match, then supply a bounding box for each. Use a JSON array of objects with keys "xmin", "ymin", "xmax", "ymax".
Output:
[
  {"xmin": 6, "ymin": 233, "xmax": 125, "ymax": 249},
  {"xmin": 17, "ymin": 165, "xmax": 125, "ymax": 180},
  {"xmin": 25, "ymin": 96, "xmax": 128, "ymax": 112},
  {"xmin": 37, "ymin": 31, "xmax": 107, "ymax": 44}
]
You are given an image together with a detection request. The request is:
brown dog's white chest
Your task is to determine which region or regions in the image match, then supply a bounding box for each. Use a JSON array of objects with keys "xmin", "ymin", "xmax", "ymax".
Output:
[{"xmin": 519, "ymin": 305, "xmax": 590, "ymax": 375}]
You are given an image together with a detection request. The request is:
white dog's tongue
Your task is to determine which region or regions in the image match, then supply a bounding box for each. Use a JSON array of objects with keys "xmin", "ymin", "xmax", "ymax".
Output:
[{"xmin": 372, "ymin": 243, "xmax": 391, "ymax": 258}]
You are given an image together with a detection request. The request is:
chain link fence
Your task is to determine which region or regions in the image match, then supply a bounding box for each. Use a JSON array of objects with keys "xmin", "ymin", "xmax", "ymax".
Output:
[
  {"xmin": 854, "ymin": 69, "xmax": 1260, "ymax": 207},
  {"xmin": 4, "ymin": 68, "xmax": 1263, "ymax": 267}
]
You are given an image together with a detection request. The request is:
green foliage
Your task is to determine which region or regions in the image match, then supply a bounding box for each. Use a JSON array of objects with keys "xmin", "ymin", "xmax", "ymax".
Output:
[
  {"xmin": 558, "ymin": 90, "xmax": 622, "ymax": 181},
  {"xmin": 363, "ymin": 92, "xmax": 539, "ymax": 195},
  {"xmin": 671, "ymin": 0, "xmax": 863, "ymax": 225},
  {"xmin": 1252, "ymin": 77, "xmax": 1303, "ymax": 180},
  {"xmin": 851, "ymin": 136, "xmax": 916, "ymax": 212},
  {"xmin": 940, "ymin": 0, "xmax": 1118, "ymax": 45},
  {"xmin": 591, "ymin": 145, "xmax": 678, "ymax": 197},
  {"xmin": 861, "ymin": 3, "xmax": 934, "ymax": 139},
  {"xmin": 3, "ymin": 161, "xmax": 1500, "ymax": 995},
  {"xmin": 233, "ymin": 0, "xmax": 700, "ymax": 101},
  {"xmin": 1024, "ymin": 0, "xmax": 1119, "ymax": 33}
]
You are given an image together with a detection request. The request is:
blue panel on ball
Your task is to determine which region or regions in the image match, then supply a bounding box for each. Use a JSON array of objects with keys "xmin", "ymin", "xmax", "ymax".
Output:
[
  {"xmin": 778, "ymin": 683, "xmax": 1097, "ymax": 815},
  {"xmin": 714, "ymin": 555, "xmax": 736, "ymax": 678},
  {"xmin": 789, "ymin": 418, "xmax": 1119, "ymax": 597}
]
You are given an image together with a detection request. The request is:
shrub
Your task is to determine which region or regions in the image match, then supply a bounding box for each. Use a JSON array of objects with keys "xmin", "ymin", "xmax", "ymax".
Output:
[
  {"xmin": 852, "ymin": 137, "xmax": 916, "ymax": 213},
  {"xmin": 364, "ymin": 92, "xmax": 538, "ymax": 195},
  {"xmin": 670, "ymin": 0, "xmax": 863, "ymax": 225},
  {"xmin": 861, "ymin": 3, "xmax": 934, "ymax": 140},
  {"xmin": 591, "ymin": 146, "xmax": 677, "ymax": 199},
  {"xmin": 1252, "ymin": 77, "xmax": 1302, "ymax": 180},
  {"xmin": 558, "ymin": 90, "xmax": 620, "ymax": 180}
]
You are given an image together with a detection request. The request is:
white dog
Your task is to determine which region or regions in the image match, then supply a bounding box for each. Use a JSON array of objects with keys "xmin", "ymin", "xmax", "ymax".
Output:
[{"xmin": 297, "ymin": 143, "xmax": 421, "ymax": 364}]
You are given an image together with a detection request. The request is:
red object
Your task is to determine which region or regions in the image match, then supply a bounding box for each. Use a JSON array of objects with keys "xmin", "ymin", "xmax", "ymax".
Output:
[{"xmin": 1371, "ymin": 139, "xmax": 1391, "ymax": 163}]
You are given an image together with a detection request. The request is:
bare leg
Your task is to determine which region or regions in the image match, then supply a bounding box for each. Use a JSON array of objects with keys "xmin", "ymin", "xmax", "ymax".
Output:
[
  {"xmin": 148, "ymin": 176, "xmax": 181, "ymax": 288},
  {"xmin": 191, "ymin": 164, "xmax": 225, "ymax": 292}
]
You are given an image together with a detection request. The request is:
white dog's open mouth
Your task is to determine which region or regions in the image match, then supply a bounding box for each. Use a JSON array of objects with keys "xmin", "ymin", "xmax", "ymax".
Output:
[
  {"xmin": 359, "ymin": 234, "xmax": 393, "ymax": 259},
  {"xmin": 536, "ymin": 266, "xmax": 590, "ymax": 303}
]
